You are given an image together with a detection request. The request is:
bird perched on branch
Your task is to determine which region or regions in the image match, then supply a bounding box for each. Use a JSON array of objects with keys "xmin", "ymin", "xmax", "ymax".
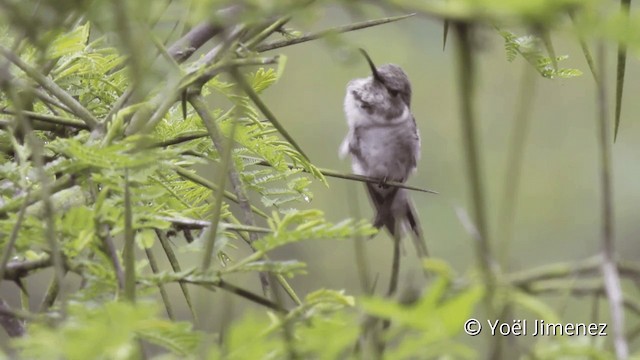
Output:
[{"xmin": 340, "ymin": 49, "xmax": 428, "ymax": 259}]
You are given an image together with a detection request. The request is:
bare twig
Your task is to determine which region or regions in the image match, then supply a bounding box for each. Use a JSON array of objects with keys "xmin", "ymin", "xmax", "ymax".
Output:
[
  {"xmin": 595, "ymin": 43, "xmax": 628, "ymax": 359},
  {"xmin": 168, "ymin": 22, "xmax": 224, "ymax": 63},
  {"xmin": 453, "ymin": 22, "xmax": 495, "ymax": 308},
  {"xmin": 251, "ymin": 159, "xmax": 438, "ymax": 194},
  {"xmin": 160, "ymin": 216, "xmax": 271, "ymax": 233},
  {"xmin": 97, "ymin": 226, "xmax": 125, "ymax": 290},
  {"xmin": 255, "ymin": 14, "xmax": 415, "ymax": 52},
  {"xmin": 144, "ymin": 247, "xmax": 175, "ymax": 320},
  {"xmin": 0, "ymin": 298, "xmax": 25, "ymax": 337},
  {"xmin": 0, "ymin": 109, "xmax": 89, "ymax": 130},
  {"xmin": 497, "ymin": 64, "xmax": 537, "ymax": 269},
  {"xmin": 614, "ymin": 0, "xmax": 631, "ymax": 141},
  {"xmin": 182, "ymin": 278, "xmax": 286, "ymax": 313},
  {"xmin": 0, "ymin": 189, "xmax": 30, "ymax": 283},
  {"xmin": 155, "ymin": 230, "xmax": 197, "ymax": 322},
  {"xmin": 3, "ymin": 257, "xmax": 53, "ymax": 281},
  {"xmin": 123, "ymin": 169, "xmax": 136, "ymax": 302}
]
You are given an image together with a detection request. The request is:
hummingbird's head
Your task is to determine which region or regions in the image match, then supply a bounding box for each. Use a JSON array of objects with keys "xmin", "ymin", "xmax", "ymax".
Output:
[{"xmin": 345, "ymin": 49, "xmax": 412, "ymax": 125}]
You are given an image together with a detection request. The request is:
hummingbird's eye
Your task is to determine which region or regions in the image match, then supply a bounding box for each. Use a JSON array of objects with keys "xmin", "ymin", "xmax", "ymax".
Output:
[{"xmin": 389, "ymin": 89, "xmax": 399, "ymax": 97}]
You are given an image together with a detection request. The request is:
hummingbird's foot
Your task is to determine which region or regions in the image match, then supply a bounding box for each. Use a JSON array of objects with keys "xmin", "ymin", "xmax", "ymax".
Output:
[{"xmin": 378, "ymin": 177, "xmax": 389, "ymax": 189}]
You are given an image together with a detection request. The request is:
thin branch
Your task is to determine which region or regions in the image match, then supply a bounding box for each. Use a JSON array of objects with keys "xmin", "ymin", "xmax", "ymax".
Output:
[
  {"xmin": 255, "ymin": 14, "xmax": 415, "ymax": 52},
  {"xmin": 317, "ymin": 166, "xmax": 438, "ymax": 194},
  {"xmin": 525, "ymin": 280, "xmax": 640, "ymax": 317},
  {"xmin": 144, "ymin": 247, "xmax": 175, "ymax": 320},
  {"xmin": 506, "ymin": 256, "xmax": 640, "ymax": 286},
  {"xmin": 497, "ymin": 63, "xmax": 537, "ymax": 269},
  {"xmin": 0, "ymin": 109, "xmax": 89, "ymax": 130},
  {"xmin": 0, "ymin": 298, "xmax": 25, "ymax": 337},
  {"xmin": 160, "ymin": 216, "xmax": 271, "ymax": 233},
  {"xmin": 182, "ymin": 278, "xmax": 286, "ymax": 313},
  {"xmin": 614, "ymin": 0, "xmax": 631, "ymax": 141},
  {"xmin": 39, "ymin": 272, "xmax": 64, "ymax": 311},
  {"xmin": 199, "ymin": 108, "xmax": 236, "ymax": 271},
  {"xmin": 3, "ymin": 257, "xmax": 53, "ymax": 281},
  {"xmin": 0, "ymin": 189, "xmax": 30, "ymax": 283},
  {"xmin": 569, "ymin": 11, "xmax": 598, "ymax": 83},
  {"xmin": 168, "ymin": 22, "xmax": 224, "ymax": 62},
  {"xmin": 97, "ymin": 225, "xmax": 125, "ymax": 290},
  {"xmin": 595, "ymin": 42, "xmax": 627, "ymax": 359},
  {"xmin": 245, "ymin": 16, "xmax": 291, "ymax": 50},
  {"xmin": 454, "ymin": 22, "xmax": 495, "ymax": 309},
  {"xmin": 152, "ymin": 131, "xmax": 208, "ymax": 148},
  {"xmin": 7, "ymin": 85, "xmax": 66, "ymax": 301},
  {"xmin": 123, "ymin": 169, "xmax": 136, "ymax": 302},
  {"xmin": 156, "ymin": 230, "xmax": 197, "ymax": 322}
]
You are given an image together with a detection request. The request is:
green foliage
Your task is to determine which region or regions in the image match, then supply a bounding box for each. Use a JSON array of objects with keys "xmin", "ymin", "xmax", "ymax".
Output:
[
  {"xmin": 15, "ymin": 301, "xmax": 203, "ymax": 359},
  {"xmin": 499, "ymin": 30, "xmax": 583, "ymax": 79},
  {"xmin": 254, "ymin": 209, "xmax": 377, "ymax": 252}
]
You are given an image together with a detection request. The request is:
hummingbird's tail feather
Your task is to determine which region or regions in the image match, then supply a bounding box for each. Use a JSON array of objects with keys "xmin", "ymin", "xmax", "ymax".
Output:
[
  {"xmin": 366, "ymin": 182, "xmax": 397, "ymax": 236},
  {"xmin": 405, "ymin": 199, "xmax": 429, "ymax": 258},
  {"xmin": 365, "ymin": 183, "xmax": 429, "ymax": 257}
]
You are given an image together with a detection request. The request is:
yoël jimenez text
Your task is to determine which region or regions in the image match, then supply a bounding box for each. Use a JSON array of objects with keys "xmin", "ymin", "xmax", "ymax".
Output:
[{"xmin": 488, "ymin": 319, "xmax": 608, "ymax": 336}]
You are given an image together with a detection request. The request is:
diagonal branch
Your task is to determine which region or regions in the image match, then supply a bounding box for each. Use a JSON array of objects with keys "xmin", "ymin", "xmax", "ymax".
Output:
[
  {"xmin": 255, "ymin": 14, "xmax": 415, "ymax": 52},
  {"xmin": 190, "ymin": 94, "xmax": 271, "ymax": 293},
  {"xmin": 595, "ymin": 43, "xmax": 628, "ymax": 359}
]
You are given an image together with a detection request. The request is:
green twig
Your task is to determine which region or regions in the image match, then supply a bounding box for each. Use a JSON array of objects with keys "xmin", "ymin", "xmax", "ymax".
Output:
[
  {"xmin": 498, "ymin": 64, "xmax": 537, "ymax": 270},
  {"xmin": 191, "ymin": 93, "xmax": 271, "ymax": 294},
  {"xmin": 454, "ymin": 22, "xmax": 495, "ymax": 301},
  {"xmin": 156, "ymin": 230, "xmax": 197, "ymax": 322},
  {"xmin": 161, "ymin": 216, "xmax": 271, "ymax": 233},
  {"xmin": 0, "ymin": 190, "xmax": 30, "ymax": 283},
  {"xmin": 245, "ymin": 16, "xmax": 291, "ymax": 50},
  {"xmin": 250, "ymin": 159, "xmax": 437, "ymax": 194},
  {"xmin": 39, "ymin": 273, "xmax": 64, "ymax": 311},
  {"xmin": 182, "ymin": 278, "xmax": 286, "ymax": 313},
  {"xmin": 7, "ymin": 85, "xmax": 66, "ymax": 306},
  {"xmin": 318, "ymin": 167, "xmax": 438, "ymax": 194},
  {"xmin": 144, "ymin": 247, "xmax": 175, "ymax": 320},
  {"xmin": 614, "ymin": 0, "xmax": 631, "ymax": 141},
  {"xmin": 569, "ymin": 11, "xmax": 598, "ymax": 83},
  {"xmin": 123, "ymin": 169, "xmax": 136, "ymax": 302},
  {"xmin": 595, "ymin": 42, "xmax": 628, "ymax": 359},
  {"xmin": 0, "ymin": 109, "xmax": 90, "ymax": 129},
  {"xmin": 256, "ymin": 14, "xmax": 415, "ymax": 52},
  {"xmin": 443, "ymin": 20, "xmax": 450, "ymax": 51},
  {"xmin": 199, "ymin": 111, "xmax": 237, "ymax": 271}
]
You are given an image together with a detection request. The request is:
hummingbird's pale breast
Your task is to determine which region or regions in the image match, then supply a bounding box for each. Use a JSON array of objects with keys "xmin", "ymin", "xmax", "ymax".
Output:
[{"xmin": 341, "ymin": 63, "xmax": 420, "ymax": 182}]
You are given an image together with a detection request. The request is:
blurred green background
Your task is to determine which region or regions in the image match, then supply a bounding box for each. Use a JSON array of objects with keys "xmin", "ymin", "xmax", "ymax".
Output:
[{"xmin": 260, "ymin": 5, "xmax": 640, "ymax": 286}]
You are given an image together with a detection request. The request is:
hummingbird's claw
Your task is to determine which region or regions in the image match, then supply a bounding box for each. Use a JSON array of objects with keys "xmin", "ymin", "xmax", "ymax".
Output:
[{"xmin": 378, "ymin": 176, "xmax": 389, "ymax": 189}]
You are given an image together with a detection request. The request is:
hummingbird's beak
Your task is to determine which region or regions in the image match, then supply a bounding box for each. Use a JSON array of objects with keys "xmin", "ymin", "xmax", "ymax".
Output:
[{"xmin": 359, "ymin": 48, "xmax": 383, "ymax": 83}]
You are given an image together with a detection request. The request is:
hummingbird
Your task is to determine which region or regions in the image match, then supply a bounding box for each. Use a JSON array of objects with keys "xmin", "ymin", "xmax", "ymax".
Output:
[{"xmin": 340, "ymin": 49, "xmax": 428, "ymax": 258}]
